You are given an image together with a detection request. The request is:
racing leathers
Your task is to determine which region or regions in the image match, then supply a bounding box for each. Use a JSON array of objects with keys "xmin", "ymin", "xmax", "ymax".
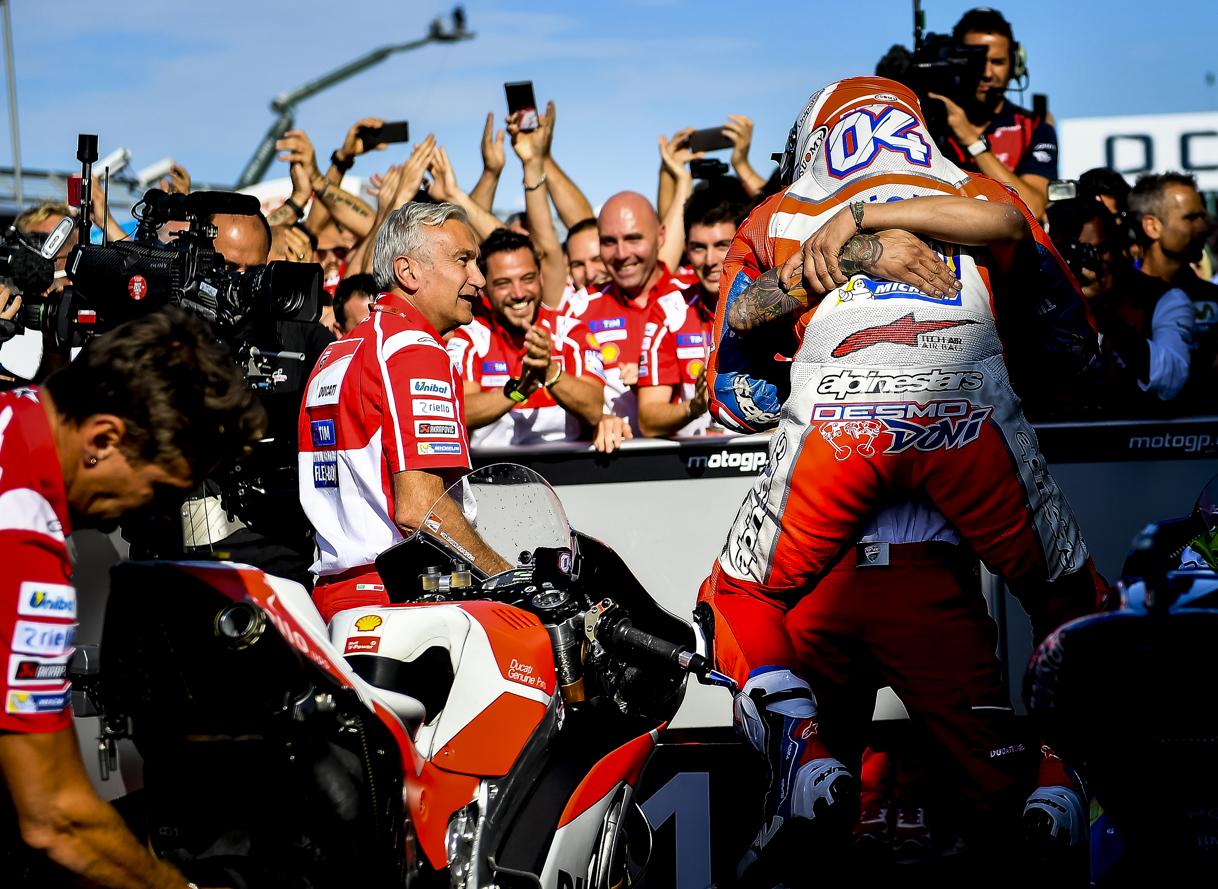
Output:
[
  {"xmin": 700, "ymin": 78, "xmax": 1103, "ymax": 869},
  {"xmin": 701, "ymin": 77, "xmax": 1104, "ymax": 693}
]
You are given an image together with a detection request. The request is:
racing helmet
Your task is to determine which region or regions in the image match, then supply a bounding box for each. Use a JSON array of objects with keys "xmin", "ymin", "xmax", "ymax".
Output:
[
  {"xmin": 776, "ymin": 76, "xmax": 929, "ymax": 187},
  {"xmin": 1190, "ymin": 474, "xmax": 1218, "ymax": 570}
]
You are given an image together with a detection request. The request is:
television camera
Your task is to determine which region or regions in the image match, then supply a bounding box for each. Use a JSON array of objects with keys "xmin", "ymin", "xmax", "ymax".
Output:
[{"xmin": 1, "ymin": 134, "xmax": 321, "ymax": 393}]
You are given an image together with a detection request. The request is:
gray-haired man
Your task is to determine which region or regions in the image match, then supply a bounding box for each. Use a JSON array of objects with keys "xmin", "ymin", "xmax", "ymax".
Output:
[{"xmin": 298, "ymin": 202, "xmax": 507, "ymax": 621}]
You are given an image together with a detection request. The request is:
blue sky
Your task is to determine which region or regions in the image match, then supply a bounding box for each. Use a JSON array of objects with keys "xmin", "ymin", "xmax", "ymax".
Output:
[{"xmin": 4, "ymin": 0, "xmax": 1216, "ymax": 209}]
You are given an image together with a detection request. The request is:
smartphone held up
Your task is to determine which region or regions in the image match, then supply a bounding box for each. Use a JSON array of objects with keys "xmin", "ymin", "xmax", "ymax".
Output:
[
  {"xmin": 505, "ymin": 81, "xmax": 539, "ymax": 132},
  {"xmin": 357, "ymin": 121, "xmax": 411, "ymax": 148}
]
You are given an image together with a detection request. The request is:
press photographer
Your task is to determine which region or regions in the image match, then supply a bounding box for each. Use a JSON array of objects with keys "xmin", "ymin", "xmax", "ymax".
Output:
[
  {"xmin": 1047, "ymin": 189, "xmax": 1195, "ymax": 409},
  {"xmin": 879, "ymin": 6, "xmax": 1057, "ymax": 217}
]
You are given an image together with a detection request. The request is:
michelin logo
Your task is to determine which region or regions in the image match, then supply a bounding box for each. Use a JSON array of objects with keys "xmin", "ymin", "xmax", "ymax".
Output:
[{"xmin": 417, "ymin": 442, "xmax": 464, "ymax": 456}]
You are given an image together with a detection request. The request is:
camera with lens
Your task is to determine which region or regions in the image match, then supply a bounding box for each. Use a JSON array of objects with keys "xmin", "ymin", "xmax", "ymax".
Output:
[
  {"xmin": 1046, "ymin": 188, "xmax": 1126, "ymax": 287},
  {"xmin": 875, "ymin": 12, "xmax": 987, "ymax": 154},
  {"xmin": 0, "ymin": 219, "xmax": 89, "ymax": 358},
  {"xmin": 67, "ymin": 189, "xmax": 321, "ymax": 386}
]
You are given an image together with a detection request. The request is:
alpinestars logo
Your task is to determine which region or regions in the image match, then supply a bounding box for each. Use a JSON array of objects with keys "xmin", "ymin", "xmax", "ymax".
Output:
[{"xmin": 831, "ymin": 313, "xmax": 977, "ymax": 358}]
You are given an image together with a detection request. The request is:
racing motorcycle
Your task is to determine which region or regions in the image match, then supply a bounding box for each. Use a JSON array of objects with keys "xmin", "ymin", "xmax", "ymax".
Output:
[
  {"xmin": 74, "ymin": 464, "xmax": 724, "ymax": 889},
  {"xmin": 1025, "ymin": 515, "xmax": 1218, "ymax": 886}
]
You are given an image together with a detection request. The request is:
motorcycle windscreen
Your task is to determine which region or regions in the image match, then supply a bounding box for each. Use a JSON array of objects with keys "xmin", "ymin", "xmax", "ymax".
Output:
[{"xmin": 403, "ymin": 463, "xmax": 573, "ymax": 580}]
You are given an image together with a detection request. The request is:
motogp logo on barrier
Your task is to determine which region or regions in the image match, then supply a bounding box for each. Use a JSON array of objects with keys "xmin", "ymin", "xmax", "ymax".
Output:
[
  {"xmin": 814, "ymin": 400, "xmax": 992, "ymax": 461},
  {"xmin": 827, "ymin": 107, "xmax": 931, "ymax": 179}
]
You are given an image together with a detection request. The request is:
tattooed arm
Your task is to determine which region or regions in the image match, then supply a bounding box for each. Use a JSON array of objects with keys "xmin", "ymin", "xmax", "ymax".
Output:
[
  {"xmin": 726, "ymin": 233, "xmax": 879, "ymax": 333},
  {"xmin": 726, "ymin": 267, "xmax": 809, "ymax": 333},
  {"xmin": 310, "ymin": 176, "xmax": 375, "ymax": 239},
  {"xmin": 727, "ymin": 229, "xmax": 958, "ymax": 333}
]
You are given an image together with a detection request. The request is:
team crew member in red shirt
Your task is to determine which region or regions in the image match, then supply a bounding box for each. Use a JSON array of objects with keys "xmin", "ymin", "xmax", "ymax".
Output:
[
  {"xmin": 0, "ymin": 307, "xmax": 263, "ymax": 888},
  {"xmin": 448, "ymin": 230, "xmax": 605, "ymax": 446},
  {"xmin": 638, "ymin": 191, "xmax": 745, "ymax": 438},
  {"xmin": 299, "ymin": 202, "xmax": 511, "ymax": 622},
  {"xmin": 562, "ymin": 192, "xmax": 697, "ymax": 434}
]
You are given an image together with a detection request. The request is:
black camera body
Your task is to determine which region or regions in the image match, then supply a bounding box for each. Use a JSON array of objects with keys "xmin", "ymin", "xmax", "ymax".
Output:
[
  {"xmin": 68, "ymin": 190, "xmax": 321, "ymax": 347},
  {"xmin": 875, "ymin": 34, "xmax": 988, "ymax": 154}
]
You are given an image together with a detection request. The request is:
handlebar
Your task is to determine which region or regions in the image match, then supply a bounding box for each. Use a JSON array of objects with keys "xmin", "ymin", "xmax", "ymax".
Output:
[{"xmin": 585, "ymin": 599, "xmax": 736, "ymax": 690}]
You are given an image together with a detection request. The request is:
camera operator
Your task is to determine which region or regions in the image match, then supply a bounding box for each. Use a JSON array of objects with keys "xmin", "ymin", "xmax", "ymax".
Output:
[
  {"xmin": 929, "ymin": 8, "xmax": 1057, "ymax": 218},
  {"xmin": 1048, "ymin": 195, "xmax": 1194, "ymax": 408},
  {"xmin": 131, "ymin": 205, "xmax": 333, "ymax": 589},
  {"xmin": 0, "ymin": 307, "xmax": 263, "ymax": 889}
]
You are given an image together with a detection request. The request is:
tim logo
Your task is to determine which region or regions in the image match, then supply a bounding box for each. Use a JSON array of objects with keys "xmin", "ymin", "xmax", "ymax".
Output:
[
  {"xmin": 827, "ymin": 107, "xmax": 931, "ymax": 178},
  {"xmin": 589, "ymin": 316, "xmax": 626, "ymax": 333},
  {"xmin": 310, "ymin": 419, "xmax": 335, "ymax": 448}
]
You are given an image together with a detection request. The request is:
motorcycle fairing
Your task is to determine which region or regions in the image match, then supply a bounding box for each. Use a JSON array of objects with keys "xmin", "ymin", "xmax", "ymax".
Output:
[
  {"xmin": 1026, "ymin": 590, "xmax": 1218, "ymax": 866},
  {"xmin": 329, "ymin": 601, "xmax": 554, "ymax": 774},
  {"xmin": 557, "ymin": 729, "xmax": 658, "ymax": 829}
]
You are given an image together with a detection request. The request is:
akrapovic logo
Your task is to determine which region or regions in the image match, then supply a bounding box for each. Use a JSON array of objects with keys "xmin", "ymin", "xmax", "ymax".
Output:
[{"xmin": 686, "ymin": 451, "xmax": 769, "ymax": 473}]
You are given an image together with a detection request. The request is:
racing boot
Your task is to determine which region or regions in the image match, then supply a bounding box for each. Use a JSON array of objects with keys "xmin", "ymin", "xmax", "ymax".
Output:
[
  {"xmin": 1023, "ymin": 746, "xmax": 1087, "ymax": 854},
  {"xmin": 734, "ymin": 668, "xmax": 857, "ymax": 887}
]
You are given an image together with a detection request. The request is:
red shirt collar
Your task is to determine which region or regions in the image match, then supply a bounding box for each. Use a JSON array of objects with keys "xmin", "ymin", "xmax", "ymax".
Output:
[
  {"xmin": 601, "ymin": 262, "xmax": 678, "ymax": 310},
  {"xmin": 371, "ymin": 291, "xmax": 444, "ymax": 342}
]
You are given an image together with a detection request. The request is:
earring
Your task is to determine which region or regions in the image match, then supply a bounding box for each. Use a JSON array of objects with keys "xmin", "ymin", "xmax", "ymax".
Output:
[{"xmin": 87, "ymin": 456, "xmax": 98, "ymax": 467}]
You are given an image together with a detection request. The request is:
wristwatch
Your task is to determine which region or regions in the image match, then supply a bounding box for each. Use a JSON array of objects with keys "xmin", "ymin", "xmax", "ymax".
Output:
[
  {"xmin": 331, "ymin": 151, "xmax": 354, "ymax": 174},
  {"xmin": 966, "ymin": 135, "xmax": 990, "ymax": 158},
  {"xmin": 503, "ymin": 377, "xmax": 529, "ymax": 403}
]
